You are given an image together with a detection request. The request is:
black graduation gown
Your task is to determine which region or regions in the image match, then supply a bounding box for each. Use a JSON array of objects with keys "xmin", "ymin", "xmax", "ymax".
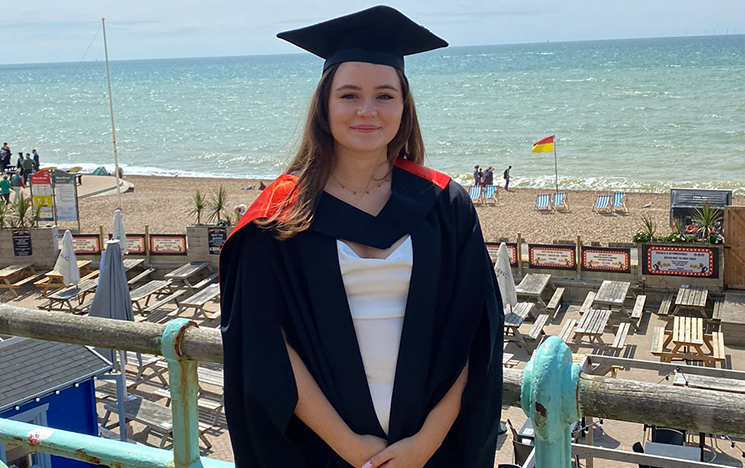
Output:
[{"xmin": 220, "ymin": 160, "xmax": 504, "ymax": 468}]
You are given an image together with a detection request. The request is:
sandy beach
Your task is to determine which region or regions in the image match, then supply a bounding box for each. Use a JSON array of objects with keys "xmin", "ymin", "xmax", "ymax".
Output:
[{"xmin": 71, "ymin": 174, "xmax": 743, "ymax": 244}]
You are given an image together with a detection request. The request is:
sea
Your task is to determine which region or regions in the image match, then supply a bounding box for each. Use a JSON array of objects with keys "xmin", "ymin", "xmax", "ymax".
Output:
[{"xmin": 1, "ymin": 35, "xmax": 744, "ymax": 193}]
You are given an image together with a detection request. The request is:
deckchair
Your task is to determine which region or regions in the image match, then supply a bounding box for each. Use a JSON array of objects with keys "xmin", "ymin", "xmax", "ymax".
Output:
[
  {"xmin": 612, "ymin": 191, "xmax": 628, "ymax": 213},
  {"xmin": 593, "ymin": 194, "xmax": 612, "ymax": 214},
  {"xmin": 469, "ymin": 185, "xmax": 483, "ymax": 204},
  {"xmin": 535, "ymin": 193, "xmax": 552, "ymax": 211},
  {"xmin": 553, "ymin": 192, "xmax": 569, "ymax": 211},
  {"xmin": 483, "ymin": 185, "xmax": 498, "ymax": 205}
]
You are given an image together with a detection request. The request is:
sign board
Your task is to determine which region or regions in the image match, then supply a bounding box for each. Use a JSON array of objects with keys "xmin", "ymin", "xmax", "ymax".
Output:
[
  {"xmin": 12, "ymin": 229, "xmax": 32, "ymax": 257},
  {"xmin": 528, "ymin": 244, "xmax": 576, "ymax": 270},
  {"xmin": 126, "ymin": 234, "xmax": 146, "ymax": 255},
  {"xmin": 208, "ymin": 227, "xmax": 227, "ymax": 255},
  {"xmin": 643, "ymin": 245, "xmax": 718, "ymax": 278},
  {"xmin": 71, "ymin": 235, "xmax": 101, "ymax": 255},
  {"xmin": 484, "ymin": 242, "xmax": 518, "ymax": 267},
  {"xmin": 581, "ymin": 247, "xmax": 631, "ymax": 273},
  {"xmin": 150, "ymin": 234, "xmax": 187, "ymax": 255},
  {"xmin": 29, "ymin": 170, "xmax": 55, "ymax": 222},
  {"xmin": 52, "ymin": 171, "xmax": 79, "ymax": 222}
]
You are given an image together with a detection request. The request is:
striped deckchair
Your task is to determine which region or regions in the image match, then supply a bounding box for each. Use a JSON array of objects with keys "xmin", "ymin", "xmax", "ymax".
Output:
[
  {"xmin": 594, "ymin": 194, "xmax": 612, "ymax": 214},
  {"xmin": 553, "ymin": 192, "xmax": 569, "ymax": 211},
  {"xmin": 535, "ymin": 193, "xmax": 552, "ymax": 211},
  {"xmin": 612, "ymin": 192, "xmax": 628, "ymax": 213},
  {"xmin": 483, "ymin": 185, "xmax": 498, "ymax": 205},
  {"xmin": 469, "ymin": 185, "xmax": 483, "ymax": 204}
]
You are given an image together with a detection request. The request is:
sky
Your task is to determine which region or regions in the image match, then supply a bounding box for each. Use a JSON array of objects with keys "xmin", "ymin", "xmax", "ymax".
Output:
[{"xmin": 2, "ymin": 0, "xmax": 744, "ymax": 64}]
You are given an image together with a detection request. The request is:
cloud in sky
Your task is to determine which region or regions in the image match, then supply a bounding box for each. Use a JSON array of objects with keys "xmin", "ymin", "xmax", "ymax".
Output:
[{"xmin": 2, "ymin": 0, "xmax": 744, "ymax": 64}]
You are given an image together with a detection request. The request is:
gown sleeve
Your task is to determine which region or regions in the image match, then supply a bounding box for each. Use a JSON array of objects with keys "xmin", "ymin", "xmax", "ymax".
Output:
[{"xmin": 220, "ymin": 226, "xmax": 307, "ymax": 467}]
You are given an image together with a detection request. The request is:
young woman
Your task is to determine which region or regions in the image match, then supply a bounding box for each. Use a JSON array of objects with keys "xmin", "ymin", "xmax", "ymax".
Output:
[{"xmin": 220, "ymin": 6, "xmax": 503, "ymax": 468}]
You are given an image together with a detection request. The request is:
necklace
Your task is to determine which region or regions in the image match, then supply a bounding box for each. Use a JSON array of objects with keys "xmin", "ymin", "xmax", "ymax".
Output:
[{"xmin": 331, "ymin": 173, "xmax": 390, "ymax": 196}]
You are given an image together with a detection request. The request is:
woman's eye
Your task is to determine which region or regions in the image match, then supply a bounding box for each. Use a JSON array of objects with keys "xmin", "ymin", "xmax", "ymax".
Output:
[
  {"xmin": 377, "ymin": 94, "xmax": 394, "ymax": 100},
  {"xmin": 340, "ymin": 93, "xmax": 357, "ymax": 99}
]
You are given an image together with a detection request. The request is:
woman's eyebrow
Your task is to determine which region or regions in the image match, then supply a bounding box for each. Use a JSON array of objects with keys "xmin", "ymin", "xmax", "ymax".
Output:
[{"xmin": 334, "ymin": 84, "xmax": 400, "ymax": 92}]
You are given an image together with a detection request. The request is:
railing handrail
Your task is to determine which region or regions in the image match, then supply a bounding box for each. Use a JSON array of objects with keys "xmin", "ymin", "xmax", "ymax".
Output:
[{"xmin": 2, "ymin": 305, "xmax": 745, "ymax": 439}]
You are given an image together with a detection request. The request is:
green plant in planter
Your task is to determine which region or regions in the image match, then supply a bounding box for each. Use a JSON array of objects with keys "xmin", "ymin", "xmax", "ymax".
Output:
[
  {"xmin": 188, "ymin": 190, "xmax": 206, "ymax": 225},
  {"xmin": 10, "ymin": 196, "xmax": 34, "ymax": 228},
  {"xmin": 0, "ymin": 202, "xmax": 9, "ymax": 229},
  {"xmin": 207, "ymin": 186, "xmax": 229, "ymax": 225},
  {"xmin": 632, "ymin": 215, "xmax": 657, "ymax": 243},
  {"xmin": 691, "ymin": 201, "xmax": 723, "ymax": 239},
  {"xmin": 31, "ymin": 202, "xmax": 43, "ymax": 227}
]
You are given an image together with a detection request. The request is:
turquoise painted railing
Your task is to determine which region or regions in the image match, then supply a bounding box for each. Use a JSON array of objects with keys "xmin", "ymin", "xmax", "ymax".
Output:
[{"xmin": 1, "ymin": 306, "xmax": 745, "ymax": 468}]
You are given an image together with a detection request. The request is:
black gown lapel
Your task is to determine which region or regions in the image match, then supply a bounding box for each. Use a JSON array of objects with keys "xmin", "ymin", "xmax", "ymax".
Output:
[
  {"xmin": 386, "ymin": 221, "xmax": 441, "ymax": 442},
  {"xmin": 299, "ymin": 233, "xmax": 387, "ymax": 438}
]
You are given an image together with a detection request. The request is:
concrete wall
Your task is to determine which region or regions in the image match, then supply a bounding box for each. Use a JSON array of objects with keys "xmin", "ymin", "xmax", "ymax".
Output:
[{"xmin": 0, "ymin": 227, "xmax": 59, "ymax": 269}]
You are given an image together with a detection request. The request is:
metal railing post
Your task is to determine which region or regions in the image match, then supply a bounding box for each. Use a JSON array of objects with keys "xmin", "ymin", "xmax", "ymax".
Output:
[
  {"xmin": 521, "ymin": 336, "xmax": 581, "ymax": 468},
  {"xmin": 161, "ymin": 319, "xmax": 202, "ymax": 468}
]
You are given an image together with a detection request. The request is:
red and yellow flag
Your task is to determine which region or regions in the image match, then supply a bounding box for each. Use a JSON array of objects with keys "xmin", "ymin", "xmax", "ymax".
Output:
[{"xmin": 532, "ymin": 135, "xmax": 555, "ymax": 153}]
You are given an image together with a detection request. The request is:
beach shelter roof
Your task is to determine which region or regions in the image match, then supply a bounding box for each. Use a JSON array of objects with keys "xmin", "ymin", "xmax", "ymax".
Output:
[
  {"xmin": 494, "ymin": 242, "xmax": 517, "ymax": 312},
  {"xmin": 54, "ymin": 230, "xmax": 80, "ymax": 286}
]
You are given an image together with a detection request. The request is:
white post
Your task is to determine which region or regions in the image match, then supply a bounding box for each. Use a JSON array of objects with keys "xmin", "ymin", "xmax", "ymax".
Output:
[{"xmin": 102, "ymin": 18, "xmax": 123, "ymax": 210}]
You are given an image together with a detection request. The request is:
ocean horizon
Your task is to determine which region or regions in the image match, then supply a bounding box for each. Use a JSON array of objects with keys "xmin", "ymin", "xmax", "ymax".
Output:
[{"xmin": 2, "ymin": 34, "xmax": 744, "ymax": 193}]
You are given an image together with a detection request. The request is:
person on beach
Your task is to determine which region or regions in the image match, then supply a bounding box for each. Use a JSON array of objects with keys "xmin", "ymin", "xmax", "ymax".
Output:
[
  {"xmin": 32, "ymin": 149, "xmax": 40, "ymax": 171},
  {"xmin": 219, "ymin": 6, "xmax": 503, "ymax": 468},
  {"xmin": 22, "ymin": 154, "xmax": 34, "ymax": 184},
  {"xmin": 473, "ymin": 164, "xmax": 480, "ymax": 185},
  {"xmin": 483, "ymin": 166, "xmax": 494, "ymax": 186},
  {"xmin": 503, "ymin": 165, "xmax": 511, "ymax": 191},
  {"xmin": 0, "ymin": 175, "xmax": 11, "ymax": 204},
  {"xmin": 10, "ymin": 172, "xmax": 23, "ymax": 202},
  {"xmin": 233, "ymin": 204, "xmax": 247, "ymax": 220},
  {"xmin": 0, "ymin": 144, "xmax": 9, "ymax": 173},
  {"xmin": 16, "ymin": 152, "xmax": 23, "ymax": 173}
]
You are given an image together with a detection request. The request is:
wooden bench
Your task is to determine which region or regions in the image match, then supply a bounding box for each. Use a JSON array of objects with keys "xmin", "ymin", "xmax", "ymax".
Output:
[
  {"xmin": 630, "ymin": 295, "xmax": 646, "ymax": 328},
  {"xmin": 559, "ymin": 319, "xmax": 577, "ymax": 343},
  {"xmin": 525, "ymin": 314, "xmax": 550, "ymax": 352},
  {"xmin": 580, "ymin": 291, "xmax": 596, "ymax": 315},
  {"xmin": 546, "ymin": 287, "xmax": 565, "ymax": 319},
  {"xmin": 658, "ymin": 294, "xmax": 674, "ymax": 317},
  {"xmin": 171, "ymin": 284, "xmax": 220, "ymax": 321},
  {"xmin": 609, "ymin": 322, "xmax": 630, "ymax": 352},
  {"xmin": 128, "ymin": 268, "xmax": 155, "ymax": 286},
  {"xmin": 710, "ymin": 298, "xmax": 724, "ymax": 331},
  {"xmin": 191, "ymin": 271, "xmax": 219, "ymax": 291},
  {"xmin": 142, "ymin": 290, "xmax": 186, "ymax": 315},
  {"xmin": 712, "ymin": 332, "xmax": 725, "ymax": 361},
  {"xmin": 651, "ymin": 327, "xmax": 666, "ymax": 355},
  {"xmin": 153, "ymin": 388, "xmax": 224, "ymax": 426},
  {"xmin": 11, "ymin": 273, "xmax": 46, "ymax": 294}
]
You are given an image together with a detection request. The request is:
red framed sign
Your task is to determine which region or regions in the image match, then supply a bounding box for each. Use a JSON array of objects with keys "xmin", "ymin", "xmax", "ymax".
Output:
[
  {"xmin": 643, "ymin": 245, "xmax": 717, "ymax": 278},
  {"xmin": 150, "ymin": 234, "xmax": 187, "ymax": 255},
  {"xmin": 581, "ymin": 247, "xmax": 631, "ymax": 273},
  {"xmin": 528, "ymin": 244, "xmax": 576, "ymax": 270},
  {"xmin": 126, "ymin": 234, "xmax": 146, "ymax": 255},
  {"xmin": 484, "ymin": 242, "xmax": 518, "ymax": 267},
  {"xmin": 71, "ymin": 235, "xmax": 101, "ymax": 255}
]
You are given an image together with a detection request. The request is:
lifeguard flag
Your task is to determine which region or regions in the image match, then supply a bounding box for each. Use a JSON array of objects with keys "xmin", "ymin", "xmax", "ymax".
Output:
[{"xmin": 532, "ymin": 135, "xmax": 555, "ymax": 153}]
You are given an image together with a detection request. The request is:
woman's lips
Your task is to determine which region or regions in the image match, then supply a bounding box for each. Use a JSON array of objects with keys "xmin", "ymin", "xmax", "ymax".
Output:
[{"xmin": 352, "ymin": 125, "xmax": 379, "ymax": 133}]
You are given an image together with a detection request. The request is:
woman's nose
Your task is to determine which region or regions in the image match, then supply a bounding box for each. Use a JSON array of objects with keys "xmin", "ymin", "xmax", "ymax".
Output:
[{"xmin": 356, "ymin": 97, "xmax": 377, "ymax": 116}]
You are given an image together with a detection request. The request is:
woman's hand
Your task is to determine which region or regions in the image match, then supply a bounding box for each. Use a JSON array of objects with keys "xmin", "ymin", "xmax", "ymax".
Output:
[
  {"xmin": 361, "ymin": 433, "xmax": 437, "ymax": 468},
  {"xmin": 341, "ymin": 434, "xmax": 388, "ymax": 468}
]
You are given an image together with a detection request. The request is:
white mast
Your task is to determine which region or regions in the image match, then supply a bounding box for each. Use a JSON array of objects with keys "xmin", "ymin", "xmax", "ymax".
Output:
[{"xmin": 102, "ymin": 18, "xmax": 123, "ymax": 209}]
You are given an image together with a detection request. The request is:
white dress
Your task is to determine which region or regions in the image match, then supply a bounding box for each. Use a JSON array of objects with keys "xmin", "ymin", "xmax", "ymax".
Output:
[{"xmin": 336, "ymin": 236, "xmax": 413, "ymax": 435}]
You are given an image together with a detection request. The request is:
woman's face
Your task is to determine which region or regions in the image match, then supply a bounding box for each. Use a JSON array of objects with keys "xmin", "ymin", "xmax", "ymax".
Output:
[{"xmin": 327, "ymin": 62, "xmax": 404, "ymax": 157}]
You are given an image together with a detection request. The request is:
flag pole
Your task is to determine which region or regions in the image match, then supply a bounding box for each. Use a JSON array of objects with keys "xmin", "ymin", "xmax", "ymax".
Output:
[
  {"xmin": 553, "ymin": 135, "xmax": 559, "ymax": 194},
  {"xmin": 102, "ymin": 18, "xmax": 123, "ymax": 210}
]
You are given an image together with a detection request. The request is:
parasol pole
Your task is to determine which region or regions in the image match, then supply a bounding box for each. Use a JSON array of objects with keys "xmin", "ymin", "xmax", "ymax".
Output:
[{"xmin": 102, "ymin": 18, "xmax": 123, "ymax": 210}]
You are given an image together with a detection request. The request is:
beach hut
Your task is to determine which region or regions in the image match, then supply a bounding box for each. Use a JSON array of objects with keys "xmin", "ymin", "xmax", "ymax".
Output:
[{"xmin": 0, "ymin": 337, "xmax": 113, "ymax": 468}]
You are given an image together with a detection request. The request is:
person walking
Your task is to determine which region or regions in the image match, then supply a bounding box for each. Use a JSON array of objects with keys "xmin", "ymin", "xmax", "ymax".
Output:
[
  {"xmin": 10, "ymin": 172, "xmax": 23, "ymax": 203},
  {"xmin": 503, "ymin": 165, "xmax": 512, "ymax": 191},
  {"xmin": 0, "ymin": 175, "xmax": 11, "ymax": 204},
  {"xmin": 0, "ymin": 144, "xmax": 9, "ymax": 174},
  {"xmin": 22, "ymin": 154, "xmax": 35, "ymax": 184},
  {"xmin": 220, "ymin": 7, "xmax": 503, "ymax": 468},
  {"xmin": 32, "ymin": 149, "xmax": 40, "ymax": 171},
  {"xmin": 472, "ymin": 164, "xmax": 480, "ymax": 186}
]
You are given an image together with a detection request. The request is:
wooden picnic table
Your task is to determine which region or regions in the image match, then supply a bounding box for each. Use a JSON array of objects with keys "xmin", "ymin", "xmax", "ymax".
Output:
[
  {"xmin": 0, "ymin": 262, "xmax": 37, "ymax": 297},
  {"xmin": 503, "ymin": 302, "xmax": 535, "ymax": 349},
  {"xmin": 130, "ymin": 280, "xmax": 173, "ymax": 313},
  {"xmin": 102, "ymin": 396, "xmax": 211, "ymax": 449},
  {"xmin": 573, "ymin": 308, "xmax": 612, "ymax": 345},
  {"xmin": 673, "ymin": 373, "xmax": 745, "ymax": 394},
  {"xmin": 173, "ymin": 284, "xmax": 220, "ymax": 321},
  {"xmin": 652, "ymin": 316, "xmax": 723, "ymax": 366},
  {"xmin": 515, "ymin": 273, "xmax": 554, "ymax": 310},
  {"xmin": 592, "ymin": 280, "xmax": 634, "ymax": 317},
  {"xmin": 38, "ymin": 260, "xmax": 94, "ymax": 295},
  {"xmin": 123, "ymin": 258, "xmax": 145, "ymax": 271},
  {"xmin": 164, "ymin": 261, "xmax": 212, "ymax": 291},
  {"xmin": 41, "ymin": 278, "xmax": 98, "ymax": 313},
  {"xmin": 673, "ymin": 286, "xmax": 709, "ymax": 317}
]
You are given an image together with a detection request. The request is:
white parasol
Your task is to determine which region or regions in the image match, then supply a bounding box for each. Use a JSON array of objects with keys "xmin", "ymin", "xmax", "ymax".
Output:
[
  {"xmin": 494, "ymin": 242, "xmax": 517, "ymax": 313},
  {"xmin": 54, "ymin": 230, "xmax": 80, "ymax": 286}
]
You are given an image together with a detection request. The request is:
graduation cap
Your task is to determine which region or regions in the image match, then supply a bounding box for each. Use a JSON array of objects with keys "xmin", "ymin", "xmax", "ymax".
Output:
[{"xmin": 277, "ymin": 5, "xmax": 448, "ymax": 73}]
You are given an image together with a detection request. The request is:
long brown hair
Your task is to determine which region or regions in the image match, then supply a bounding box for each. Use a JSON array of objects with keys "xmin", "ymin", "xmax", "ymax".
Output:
[{"xmin": 255, "ymin": 63, "xmax": 425, "ymax": 239}]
